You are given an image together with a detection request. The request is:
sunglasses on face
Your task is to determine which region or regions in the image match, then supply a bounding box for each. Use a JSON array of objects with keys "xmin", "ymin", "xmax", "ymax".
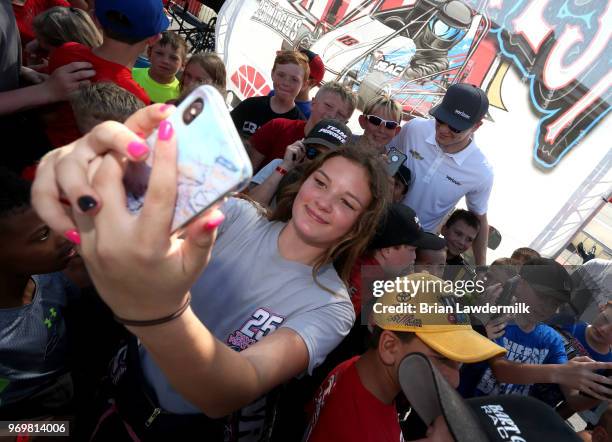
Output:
[
  {"xmin": 434, "ymin": 117, "xmax": 463, "ymax": 134},
  {"xmin": 365, "ymin": 114, "xmax": 399, "ymax": 130}
]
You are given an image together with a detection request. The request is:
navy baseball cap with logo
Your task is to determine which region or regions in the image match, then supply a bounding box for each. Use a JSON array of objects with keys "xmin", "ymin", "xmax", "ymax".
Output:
[
  {"xmin": 400, "ymin": 353, "xmax": 581, "ymax": 442},
  {"xmin": 430, "ymin": 83, "xmax": 489, "ymax": 131},
  {"xmin": 369, "ymin": 204, "xmax": 446, "ymax": 250},
  {"xmin": 303, "ymin": 119, "xmax": 351, "ymax": 150},
  {"xmin": 95, "ymin": 0, "xmax": 170, "ymax": 40}
]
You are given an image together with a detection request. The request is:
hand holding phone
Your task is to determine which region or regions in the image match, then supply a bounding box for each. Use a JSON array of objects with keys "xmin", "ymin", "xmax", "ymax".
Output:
[{"xmin": 124, "ymin": 85, "xmax": 252, "ymax": 233}]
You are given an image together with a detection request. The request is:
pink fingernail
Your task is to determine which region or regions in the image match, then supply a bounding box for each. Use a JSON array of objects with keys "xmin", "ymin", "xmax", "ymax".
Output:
[
  {"xmin": 203, "ymin": 212, "xmax": 225, "ymax": 231},
  {"xmin": 127, "ymin": 141, "xmax": 149, "ymax": 158},
  {"xmin": 64, "ymin": 229, "xmax": 81, "ymax": 245},
  {"xmin": 158, "ymin": 120, "xmax": 174, "ymax": 141},
  {"xmin": 160, "ymin": 104, "xmax": 172, "ymax": 113}
]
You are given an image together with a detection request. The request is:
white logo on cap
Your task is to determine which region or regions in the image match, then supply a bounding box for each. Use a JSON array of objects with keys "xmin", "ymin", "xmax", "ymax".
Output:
[
  {"xmin": 414, "ymin": 216, "xmax": 421, "ymax": 228},
  {"xmin": 454, "ymin": 110, "xmax": 470, "ymax": 119}
]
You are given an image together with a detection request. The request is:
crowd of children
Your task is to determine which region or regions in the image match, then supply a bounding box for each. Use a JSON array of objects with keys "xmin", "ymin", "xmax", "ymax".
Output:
[{"xmin": 1, "ymin": 0, "xmax": 611, "ymax": 441}]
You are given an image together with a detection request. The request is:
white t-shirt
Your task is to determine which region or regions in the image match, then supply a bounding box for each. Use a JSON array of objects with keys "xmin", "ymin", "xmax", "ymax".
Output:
[
  {"xmin": 387, "ymin": 118, "xmax": 494, "ymax": 231},
  {"xmin": 140, "ymin": 197, "xmax": 355, "ymax": 415},
  {"xmin": 250, "ymin": 158, "xmax": 283, "ymax": 185}
]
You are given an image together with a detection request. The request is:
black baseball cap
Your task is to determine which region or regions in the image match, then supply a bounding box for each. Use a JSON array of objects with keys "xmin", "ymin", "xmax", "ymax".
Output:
[
  {"xmin": 430, "ymin": 83, "xmax": 489, "ymax": 131},
  {"xmin": 303, "ymin": 119, "xmax": 351, "ymax": 150},
  {"xmin": 519, "ymin": 257, "xmax": 573, "ymax": 302},
  {"xmin": 369, "ymin": 204, "xmax": 447, "ymax": 250},
  {"xmin": 399, "ymin": 353, "xmax": 581, "ymax": 442}
]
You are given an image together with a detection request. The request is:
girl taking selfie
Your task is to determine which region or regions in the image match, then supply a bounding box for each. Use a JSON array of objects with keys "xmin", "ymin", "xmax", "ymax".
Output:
[{"xmin": 31, "ymin": 104, "xmax": 390, "ymax": 440}]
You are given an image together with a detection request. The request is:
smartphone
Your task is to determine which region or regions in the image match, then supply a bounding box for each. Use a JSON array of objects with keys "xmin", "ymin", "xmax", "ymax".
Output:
[
  {"xmin": 124, "ymin": 85, "xmax": 253, "ymax": 233},
  {"xmin": 386, "ymin": 148, "xmax": 407, "ymax": 176}
]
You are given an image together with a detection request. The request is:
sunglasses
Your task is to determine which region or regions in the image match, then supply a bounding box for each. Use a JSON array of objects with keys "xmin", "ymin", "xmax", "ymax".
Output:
[
  {"xmin": 434, "ymin": 117, "xmax": 463, "ymax": 134},
  {"xmin": 365, "ymin": 115, "xmax": 399, "ymax": 130}
]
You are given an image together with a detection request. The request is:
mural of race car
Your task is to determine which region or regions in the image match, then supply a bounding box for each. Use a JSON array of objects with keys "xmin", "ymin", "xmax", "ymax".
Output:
[{"xmin": 286, "ymin": 0, "xmax": 490, "ymax": 118}]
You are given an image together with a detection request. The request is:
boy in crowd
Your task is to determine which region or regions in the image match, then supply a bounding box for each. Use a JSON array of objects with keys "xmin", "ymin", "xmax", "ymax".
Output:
[
  {"xmin": 132, "ymin": 31, "xmax": 186, "ymax": 103},
  {"xmin": 44, "ymin": 0, "xmax": 169, "ymax": 147},
  {"xmin": 354, "ymin": 94, "xmax": 402, "ymax": 153},
  {"xmin": 468, "ymin": 258, "xmax": 612, "ymax": 403},
  {"xmin": 248, "ymin": 119, "xmax": 351, "ymax": 207},
  {"xmin": 304, "ymin": 272, "xmax": 507, "ymax": 442},
  {"xmin": 70, "ymin": 82, "xmax": 145, "ymax": 134},
  {"xmin": 247, "ymin": 81, "xmax": 357, "ymax": 171},
  {"xmin": 268, "ymin": 48, "xmax": 325, "ymax": 118},
  {"xmin": 0, "ymin": 168, "xmax": 80, "ymax": 418},
  {"xmin": 441, "ymin": 208, "xmax": 480, "ymax": 266},
  {"xmin": 231, "ymin": 51, "xmax": 309, "ymax": 139},
  {"xmin": 348, "ymin": 204, "xmax": 446, "ymax": 316}
]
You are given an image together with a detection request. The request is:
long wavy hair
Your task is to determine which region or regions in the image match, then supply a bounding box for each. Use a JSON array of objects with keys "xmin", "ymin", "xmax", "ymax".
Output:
[{"xmin": 269, "ymin": 146, "xmax": 390, "ymax": 292}]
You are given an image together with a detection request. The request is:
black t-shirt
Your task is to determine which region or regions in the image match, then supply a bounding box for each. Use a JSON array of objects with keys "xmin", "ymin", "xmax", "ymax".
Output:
[{"xmin": 230, "ymin": 96, "xmax": 305, "ymax": 138}]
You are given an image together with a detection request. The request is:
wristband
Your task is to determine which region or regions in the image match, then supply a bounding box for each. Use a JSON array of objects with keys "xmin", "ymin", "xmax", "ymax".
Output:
[
  {"xmin": 275, "ymin": 165, "xmax": 288, "ymax": 176},
  {"xmin": 113, "ymin": 294, "xmax": 191, "ymax": 327}
]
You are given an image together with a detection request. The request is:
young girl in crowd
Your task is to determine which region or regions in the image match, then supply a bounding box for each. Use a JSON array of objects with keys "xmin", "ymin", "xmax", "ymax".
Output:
[
  {"xmin": 30, "ymin": 105, "xmax": 390, "ymax": 439},
  {"xmin": 27, "ymin": 6, "xmax": 102, "ymax": 67},
  {"xmin": 179, "ymin": 53, "xmax": 227, "ymax": 98}
]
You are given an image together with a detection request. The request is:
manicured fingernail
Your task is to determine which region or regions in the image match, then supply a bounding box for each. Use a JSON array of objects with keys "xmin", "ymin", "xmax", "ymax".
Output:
[
  {"xmin": 64, "ymin": 229, "xmax": 81, "ymax": 245},
  {"xmin": 77, "ymin": 195, "xmax": 97, "ymax": 212},
  {"xmin": 160, "ymin": 104, "xmax": 172, "ymax": 112},
  {"xmin": 158, "ymin": 120, "xmax": 173, "ymax": 141},
  {"xmin": 203, "ymin": 211, "xmax": 225, "ymax": 231},
  {"xmin": 127, "ymin": 141, "xmax": 149, "ymax": 158}
]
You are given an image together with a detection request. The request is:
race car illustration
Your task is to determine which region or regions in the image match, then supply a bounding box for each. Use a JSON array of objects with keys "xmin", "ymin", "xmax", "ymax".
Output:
[{"xmin": 284, "ymin": 0, "xmax": 490, "ymax": 118}]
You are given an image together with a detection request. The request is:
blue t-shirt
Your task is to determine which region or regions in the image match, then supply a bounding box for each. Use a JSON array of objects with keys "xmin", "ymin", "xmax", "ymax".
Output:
[
  {"xmin": 563, "ymin": 322, "xmax": 612, "ymax": 362},
  {"xmin": 474, "ymin": 323, "xmax": 568, "ymax": 397},
  {"xmin": 268, "ymin": 90, "xmax": 312, "ymax": 118}
]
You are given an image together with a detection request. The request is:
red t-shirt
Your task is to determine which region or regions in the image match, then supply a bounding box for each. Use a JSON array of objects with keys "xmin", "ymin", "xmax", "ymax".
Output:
[
  {"xmin": 45, "ymin": 42, "xmax": 150, "ymax": 147},
  {"xmin": 347, "ymin": 256, "xmax": 383, "ymax": 316},
  {"xmin": 304, "ymin": 356, "xmax": 403, "ymax": 442},
  {"xmin": 13, "ymin": 0, "xmax": 69, "ymax": 44},
  {"xmin": 250, "ymin": 118, "xmax": 307, "ymax": 170}
]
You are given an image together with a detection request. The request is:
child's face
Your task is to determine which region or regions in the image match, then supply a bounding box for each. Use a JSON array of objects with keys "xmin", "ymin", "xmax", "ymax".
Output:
[
  {"xmin": 271, "ymin": 63, "xmax": 305, "ymax": 102},
  {"xmin": 359, "ymin": 105, "xmax": 401, "ymax": 147},
  {"xmin": 441, "ymin": 220, "xmax": 479, "ymax": 257},
  {"xmin": 0, "ymin": 208, "xmax": 76, "ymax": 276},
  {"xmin": 591, "ymin": 306, "xmax": 612, "ymax": 347},
  {"xmin": 182, "ymin": 62, "xmax": 213, "ymax": 91},
  {"xmin": 149, "ymin": 43, "xmax": 183, "ymax": 80}
]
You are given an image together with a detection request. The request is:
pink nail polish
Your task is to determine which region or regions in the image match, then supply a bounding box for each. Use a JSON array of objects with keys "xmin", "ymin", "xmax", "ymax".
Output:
[
  {"xmin": 203, "ymin": 212, "xmax": 225, "ymax": 231},
  {"xmin": 158, "ymin": 120, "xmax": 174, "ymax": 141},
  {"xmin": 127, "ymin": 141, "xmax": 149, "ymax": 158},
  {"xmin": 64, "ymin": 229, "xmax": 81, "ymax": 245},
  {"xmin": 159, "ymin": 104, "xmax": 172, "ymax": 113}
]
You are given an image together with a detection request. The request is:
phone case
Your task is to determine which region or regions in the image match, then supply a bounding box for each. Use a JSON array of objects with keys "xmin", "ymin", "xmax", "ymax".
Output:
[
  {"xmin": 125, "ymin": 85, "xmax": 252, "ymax": 232},
  {"xmin": 386, "ymin": 148, "xmax": 408, "ymax": 176}
]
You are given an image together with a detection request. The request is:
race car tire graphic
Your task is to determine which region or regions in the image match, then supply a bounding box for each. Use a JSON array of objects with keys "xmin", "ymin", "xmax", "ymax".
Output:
[{"xmin": 230, "ymin": 65, "xmax": 271, "ymax": 100}]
